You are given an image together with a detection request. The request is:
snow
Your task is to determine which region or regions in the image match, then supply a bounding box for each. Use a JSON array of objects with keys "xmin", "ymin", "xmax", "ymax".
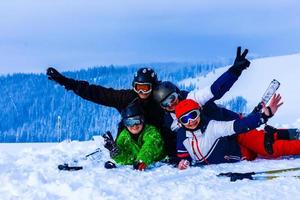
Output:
[
  {"xmin": 1, "ymin": 141, "xmax": 300, "ymax": 200},
  {"xmin": 179, "ymin": 53, "xmax": 300, "ymax": 126},
  {"xmin": 2, "ymin": 53, "xmax": 300, "ymax": 199}
]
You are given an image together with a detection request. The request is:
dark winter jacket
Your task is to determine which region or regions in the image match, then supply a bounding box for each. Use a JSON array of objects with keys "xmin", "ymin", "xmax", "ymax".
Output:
[
  {"xmin": 162, "ymin": 69, "xmax": 242, "ymax": 158},
  {"xmin": 60, "ymin": 78, "xmax": 165, "ymax": 131},
  {"xmin": 176, "ymin": 112, "xmax": 267, "ymax": 165}
]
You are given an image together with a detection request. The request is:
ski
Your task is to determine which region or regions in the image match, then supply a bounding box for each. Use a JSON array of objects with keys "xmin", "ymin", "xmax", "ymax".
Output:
[
  {"xmin": 251, "ymin": 175, "xmax": 300, "ymax": 181},
  {"xmin": 58, "ymin": 164, "xmax": 83, "ymax": 171},
  {"xmin": 218, "ymin": 166, "xmax": 300, "ymax": 182},
  {"xmin": 57, "ymin": 148, "xmax": 102, "ymax": 171},
  {"xmin": 252, "ymin": 79, "xmax": 281, "ymax": 113}
]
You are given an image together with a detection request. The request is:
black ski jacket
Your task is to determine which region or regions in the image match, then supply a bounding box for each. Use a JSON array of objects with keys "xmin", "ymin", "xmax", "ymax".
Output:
[{"xmin": 63, "ymin": 78, "xmax": 165, "ymax": 132}]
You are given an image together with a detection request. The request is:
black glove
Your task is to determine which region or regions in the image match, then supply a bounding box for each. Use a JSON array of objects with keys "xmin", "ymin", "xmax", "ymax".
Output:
[
  {"xmin": 102, "ymin": 131, "xmax": 119, "ymax": 157},
  {"xmin": 46, "ymin": 67, "xmax": 74, "ymax": 90},
  {"xmin": 104, "ymin": 161, "xmax": 117, "ymax": 169},
  {"xmin": 133, "ymin": 160, "xmax": 146, "ymax": 171},
  {"xmin": 228, "ymin": 46, "xmax": 250, "ymax": 76},
  {"xmin": 260, "ymin": 106, "xmax": 274, "ymax": 124}
]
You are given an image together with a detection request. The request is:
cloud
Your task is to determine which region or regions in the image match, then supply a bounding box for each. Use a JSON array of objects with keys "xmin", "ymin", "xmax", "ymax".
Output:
[{"xmin": 0, "ymin": 0, "xmax": 300, "ymax": 74}]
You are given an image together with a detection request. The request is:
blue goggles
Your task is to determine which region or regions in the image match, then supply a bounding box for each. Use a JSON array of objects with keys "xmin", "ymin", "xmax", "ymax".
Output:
[
  {"xmin": 179, "ymin": 110, "xmax": 200, "ymax": 125},
  {"xmin": 160, "ymin": 92, "xmax": 179, "ymax": 108},
  {"xmin": 123, "ymin": 116, "xmax": 144, "ymax": 127}
]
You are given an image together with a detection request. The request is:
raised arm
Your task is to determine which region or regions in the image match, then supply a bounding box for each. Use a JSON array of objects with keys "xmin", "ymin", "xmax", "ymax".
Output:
[
  {"xmin": 47, "ymin": 67, "xmax": 135, "ymax": 111},
  {"xmin": 187, "ymin": 47, "xmax": 250, "ymax": 105},
  {"xmin": 209, "ymin": 94, "xmax": 283, "ymax": 138}
]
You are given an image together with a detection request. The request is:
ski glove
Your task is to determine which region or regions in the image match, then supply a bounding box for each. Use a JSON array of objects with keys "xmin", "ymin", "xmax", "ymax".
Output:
[
  {"xmin": 228, "ymin": 46, "xmax": 250, "ymax": 77},
  {"xmin": 46, "ymin": 67, "xmax": 74, "ymax": 90},
  {"xmin": 133, "ymin": 160, "xmax": 147, "ymax": 171},
  {"xmin": 102, "ymin": 131, "xmax": 119, "ymax": 158},
  {"xmin": 104, "ymin": 161, "xmax": 117, "ymax": 169}
]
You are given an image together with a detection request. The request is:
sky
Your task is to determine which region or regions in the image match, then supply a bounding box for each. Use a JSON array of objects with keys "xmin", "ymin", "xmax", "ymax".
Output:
[{"xmin": 0, "ymin": 0, "xmax": 300, "ymax": 74}]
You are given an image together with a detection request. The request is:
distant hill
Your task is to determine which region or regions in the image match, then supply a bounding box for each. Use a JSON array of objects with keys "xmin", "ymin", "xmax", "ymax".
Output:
[
  {"xmin": 180, "ymin": 53, "xmax": 300, "ymax": 126},
  {"xmin": 1, "ymin": 62, "xmax": 237, "ymax": 142}
]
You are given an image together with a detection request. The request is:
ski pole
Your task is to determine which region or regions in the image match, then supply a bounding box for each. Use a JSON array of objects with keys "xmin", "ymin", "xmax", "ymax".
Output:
[
  {"xmin": 218, "ymin": 172, "xmax": 300, "ymax": 182},
  {"xmin": 218, "ymin": 166, "xmax": 300, "ymax": 182}
]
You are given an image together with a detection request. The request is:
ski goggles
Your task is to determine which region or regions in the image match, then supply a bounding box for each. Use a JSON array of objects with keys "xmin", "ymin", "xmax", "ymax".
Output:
[
  {"xmin": 178, "ymin": 109, "xmax": 201, "ymax": 125},
  {"xmin": 133, "ymin": 82, "xmax": 152, "ymax": 94},
  {"xmin": 123, "ymin": 116, "xmax": 144, "ymax": 127},
  {"xmin": 160, "ymin": 92, "xmax": 179, "ymax": 108}
]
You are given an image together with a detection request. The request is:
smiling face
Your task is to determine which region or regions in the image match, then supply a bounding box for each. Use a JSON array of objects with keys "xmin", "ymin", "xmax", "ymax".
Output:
[
  {"xmin": 183, "ymin": 117, "xmax": 201, "ymax": 130},
  {"xmin": 164, "ymin": 98, "xmax": 179, "ymax": 112},
  {"xmin": 127, "ymin": 124, "xmax": 144, "ymax": 135},
  {"xmin": 138, "ymin": 92, "xmax": 151, "ymax": 99}
]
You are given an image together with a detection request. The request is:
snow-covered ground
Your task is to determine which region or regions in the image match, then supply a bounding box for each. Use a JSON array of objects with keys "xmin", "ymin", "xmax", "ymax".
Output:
[
  {"xmin": 2, "ymin": 54, "xmax": 300, "ymax": 200},
  {"xmin": 180, "ymin": 53, "xmax": 300, "ymax": 127},
  {"xmin": 1, "ymin": 140, "xmax": 300, "ymax": 200}
]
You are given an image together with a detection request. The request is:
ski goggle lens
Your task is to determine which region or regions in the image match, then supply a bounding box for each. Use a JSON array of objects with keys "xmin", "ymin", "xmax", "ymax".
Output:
[
  {"xmin": 133, "ymin": 83, "xmax": 152, "ymax": 94},
  {"xmin": 161, "ymin": 92, "xmax": 179, "ymax": 108},
  {"xmin": 123, "ymin": 116, "xmax": 144, "ymax": 127},
  {"xmin": 179, "ymin": 110, "xmax": 200, "ymax": 125}
]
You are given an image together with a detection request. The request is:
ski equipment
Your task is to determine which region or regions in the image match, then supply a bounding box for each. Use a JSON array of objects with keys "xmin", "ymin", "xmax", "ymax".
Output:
[
  {"xmin": 58, "ymin": 164, "xmax": 83, "ymax": 171},
  {"xmin": 132, "ymin": 67, "xmax": 158, "ymax": 87},
  {"xmin": 178, "ymin": 110, "xmax": 201, "ymax": 125},
  {"xmin": 121, "ymin": 103, "xmax": 144, "ymax": 124},
  {"xmin": 123, "ymin": 116, "xmax": 144, "ymax": 127},
  {"xmin": 175, "ymin": 99, "xmax": 201, "ymax": 120},
  {"xmin": 228, "ymin": 47, "xmax": 250, "ymax": 77},
  {"xmin": 160, "ymin": 92, "xmax": 179, "ymax": 108},
  {"xmin": 103, "ymin": 131, "xmax": 119, "ymax": 157},
  {"xmin": 133, "ymin": 82, "xmax": 152, "ymax": 94},
  {"xmin": 57, "ymin": 148, "xmax": 102, "ymax": 171},
  {"xmin": 218, "ymin": 166, "xmax": 300, "ymax": 181},
  {"xmin": 153, "ymin": 81, "xmax": 179, "ymax": 104},
  {"xmin": 104, "ymin": 161, "xmax": 117, "ymax": 169}
]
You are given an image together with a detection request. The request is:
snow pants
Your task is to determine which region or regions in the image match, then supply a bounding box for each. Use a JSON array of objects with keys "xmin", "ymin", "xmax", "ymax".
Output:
[{"xmin": 237, "ymin": 129, "xmax": 300, "ymax": 160}]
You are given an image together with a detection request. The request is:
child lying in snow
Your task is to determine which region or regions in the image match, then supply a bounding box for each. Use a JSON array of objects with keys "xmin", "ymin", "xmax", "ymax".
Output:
[
  {"xmin": 174, "ymin": 95, "xmax": 300, "ymax": 170},
  {"xmin": 103, "ymin": 102, "xmax": 165, "ymax": 170}
]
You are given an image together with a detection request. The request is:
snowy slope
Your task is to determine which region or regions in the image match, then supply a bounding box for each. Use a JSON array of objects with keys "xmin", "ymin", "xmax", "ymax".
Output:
[
  {"xmin": 179, "ymin": 53, "xmax": 300, "ymax": 127},
  {"xmin": 2, "ymin": 54, "xmax": 300, "ymax": 200},
  {"xmin": 1, "ymin": 141, "xmax": 300, "ymax": 200}
]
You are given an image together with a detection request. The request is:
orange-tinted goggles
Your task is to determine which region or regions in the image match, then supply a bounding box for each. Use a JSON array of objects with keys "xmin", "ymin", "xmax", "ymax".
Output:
[{"xmin": 133, "ymin": 83, "xmax": 152, "ymax": 94}]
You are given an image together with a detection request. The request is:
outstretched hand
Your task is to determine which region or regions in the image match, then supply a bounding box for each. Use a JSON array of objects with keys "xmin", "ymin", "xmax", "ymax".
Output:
[
  {"xmin": 102, "ymin": 131, "xmax": 119, "ymax": 157},
  {"xmin": 263, "ymin": 93, "xmax": 283, "ymax": 117},
  {"xmin": 229, "ymin": 46, "xmax": 251, "ymax": 76},
  {"xmin": 46, "ymin": 67, "xmax": 74, "ymax": 90},
  {"xmin": 47, "ymin": 67, "xmax": 63, "ymax": 81},
  {"xmin": 234, "ymin": 46, "xmax": 250, "ymax": 70}
]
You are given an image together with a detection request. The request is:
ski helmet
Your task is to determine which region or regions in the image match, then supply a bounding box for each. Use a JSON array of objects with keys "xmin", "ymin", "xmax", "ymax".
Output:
[
  {"xmin": 153, "ymin": 81, "xmax": 179, "ymax": 103},
  {"xmin": 121, "ymin": 102, "xmax": 144, "ymax": 120},
  {"xmin": 132, "ymin": 67, "xmax": 158, "ymax": 86},
  {"xmin": 175, "ymin": 99, "xmax": 201, "ymax": 119}
]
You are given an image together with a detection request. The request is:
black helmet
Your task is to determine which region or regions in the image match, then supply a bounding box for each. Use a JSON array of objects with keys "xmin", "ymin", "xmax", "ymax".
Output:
[
  {"xmin": 121, "ymin": 102, "xmax": 144, "ymax": 120},
  {"xmin": 153, "ymin": 81, "xmax": 179, "ymax": 103},
  {"xmin": 132, "ymin": 67, "xmax": 158, "ymax": 86}
]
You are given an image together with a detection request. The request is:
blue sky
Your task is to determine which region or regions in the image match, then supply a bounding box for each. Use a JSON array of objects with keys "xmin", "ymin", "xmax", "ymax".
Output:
[{"xmin": 0, "ymin": 0, "xmax": 299, "ymax": 74}]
